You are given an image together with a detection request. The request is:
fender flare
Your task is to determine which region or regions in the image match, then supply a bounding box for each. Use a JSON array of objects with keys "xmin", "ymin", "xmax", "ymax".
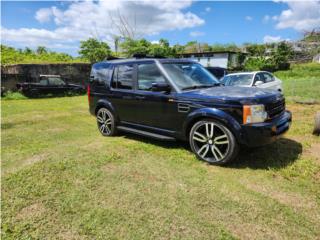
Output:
[
  {"xmin": 183, "ymin": 107, "xmax": 244, "ymax": 143},
  {"xmin": 95, "ymin": 99, "xmax": 119, "ymax": 123}
]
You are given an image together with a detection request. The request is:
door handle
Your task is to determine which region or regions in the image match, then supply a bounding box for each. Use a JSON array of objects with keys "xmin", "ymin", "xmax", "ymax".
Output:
[{"xmin": 135, "ymin": 96, "xmax": 146, "ymax": 100}]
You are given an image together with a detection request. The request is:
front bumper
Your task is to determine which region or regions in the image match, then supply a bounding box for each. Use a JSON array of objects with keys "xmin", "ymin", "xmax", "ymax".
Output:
[{"xmin": 241, "ymin": 110, "xmax": 292, "ymax": 147}]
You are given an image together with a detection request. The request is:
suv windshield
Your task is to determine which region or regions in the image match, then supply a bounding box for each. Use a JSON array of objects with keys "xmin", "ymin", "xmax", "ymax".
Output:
[
  {"xmin": 222, "ymin": 74, "xmax": 253, "ymax": 86},
  {"xmin": 162, "ymin": 62, "xmax": 220, "ymax": 91}
]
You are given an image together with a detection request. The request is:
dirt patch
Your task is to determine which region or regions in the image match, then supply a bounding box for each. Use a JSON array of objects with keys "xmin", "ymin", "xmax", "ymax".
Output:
[
  {"xmin": 16, "ymin": 202, "xmax": 46, "ymax": 220},
  {"xmin": 56, "ymin": 229, "xmax": 84, "ymax": 240},
  {"xmin": 24, "ymin": 153, "xmax": 48, "ymax": 166},
  {"xmin": 246, "ymin": 183, "xmax": 317, "ymax": 210},
  {"xmin": 308, "ymin": 143, "xmax": 320, "ymax": 162}
]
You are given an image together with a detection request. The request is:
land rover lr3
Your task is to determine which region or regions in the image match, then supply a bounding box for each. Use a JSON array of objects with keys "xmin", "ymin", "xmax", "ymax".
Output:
[{"xmin": 88, "ymin": 58, "xmax": 291, "ymax": 165}]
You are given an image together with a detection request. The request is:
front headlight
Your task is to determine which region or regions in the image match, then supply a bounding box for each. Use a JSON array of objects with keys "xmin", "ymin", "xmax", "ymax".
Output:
[{"xmin": 243, "ymin": 104, "xmax": 267, "ymax": 124}]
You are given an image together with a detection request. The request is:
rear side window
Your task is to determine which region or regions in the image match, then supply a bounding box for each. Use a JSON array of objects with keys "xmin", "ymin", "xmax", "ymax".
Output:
[{"xmin": 112, "ymin": 64, "xmax": 133, "ymax": 90}]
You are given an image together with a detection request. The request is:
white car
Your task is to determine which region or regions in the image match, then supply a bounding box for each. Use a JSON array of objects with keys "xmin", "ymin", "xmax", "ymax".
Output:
[{"xmin": 221, "ymin": 71, "xmax": 283, "ymax": 92}]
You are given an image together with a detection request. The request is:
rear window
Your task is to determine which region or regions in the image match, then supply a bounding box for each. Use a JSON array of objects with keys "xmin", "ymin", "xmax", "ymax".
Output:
[{"xmin": 112, "ymin": 64, "xmax": 133, "ymax": 90}]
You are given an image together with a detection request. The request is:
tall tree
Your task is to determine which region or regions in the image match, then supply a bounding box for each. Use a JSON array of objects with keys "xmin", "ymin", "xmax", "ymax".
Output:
[{"xmin": 79, "ymin": 38, "xmax": 111, "ymax": 63}]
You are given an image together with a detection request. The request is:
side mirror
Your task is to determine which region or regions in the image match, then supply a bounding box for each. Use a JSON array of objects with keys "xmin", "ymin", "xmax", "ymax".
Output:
[
  {"xmin": 151, "ymin": 82, "xmax": 171, "ymax": 93},
  {"xmin": 255, "ymin": 80, "xmax": 264, "ymax": 86}
]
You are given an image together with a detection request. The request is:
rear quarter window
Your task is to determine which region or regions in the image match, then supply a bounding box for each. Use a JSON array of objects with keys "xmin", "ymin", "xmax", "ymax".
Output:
[
  {"xmin": 90, "ymin": 63, "xmax": 112, "ymax": 85},
  {"xmin": 111, "ymin": 64, "xmax": 134, "ymax": 90}
]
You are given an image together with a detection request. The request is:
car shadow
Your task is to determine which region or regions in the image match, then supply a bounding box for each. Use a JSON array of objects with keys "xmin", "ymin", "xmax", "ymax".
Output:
[
  {"xmin": 120, "ymin": 133, "xmax": 302, "ymax": 170},
  {"xmin": 229, "ymin": 138, "xmax": 302, "ymax": 170}
]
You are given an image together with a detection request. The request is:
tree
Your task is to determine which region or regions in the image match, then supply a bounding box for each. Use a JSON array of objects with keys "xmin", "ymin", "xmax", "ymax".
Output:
[
  {"xmin": 119, "ymin": 38, "xmax": 151, "ymax": 57},
  {"xmin": 79, "ymin": 38, "xmax": 111, "ymax": 63},
  {"xmin": 36, "ymin": 46, "xmax": 48, "ymax": 55},
  {"xmin": 24, "ymin": 47, "xmax": 33, "ymax": 55}
]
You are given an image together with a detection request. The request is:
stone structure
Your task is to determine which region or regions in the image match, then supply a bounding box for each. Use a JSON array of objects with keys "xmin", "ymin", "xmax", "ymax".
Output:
[{"xmin": 1, "ymin": 63, "xmax": 91, "ymax": 90}]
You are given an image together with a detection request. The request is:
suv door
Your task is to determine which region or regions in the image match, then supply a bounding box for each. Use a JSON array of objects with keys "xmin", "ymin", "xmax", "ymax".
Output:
[
  {"xmin": 133, "ymin": 62, "xmax": 176, "ymax": 130},
  {"xmin": 110, "ymin": 64, "xmax": 138, "ymax": 123}
]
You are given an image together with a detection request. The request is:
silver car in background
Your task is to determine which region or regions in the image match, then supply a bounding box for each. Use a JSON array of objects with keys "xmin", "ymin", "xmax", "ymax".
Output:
[{"xmin": 221, "ymin": 71, "xmax": 283, "ymax": 92}]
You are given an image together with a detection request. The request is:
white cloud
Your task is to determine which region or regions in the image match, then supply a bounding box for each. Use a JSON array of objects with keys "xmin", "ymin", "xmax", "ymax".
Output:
[
  {"xmin": 263, "ymin": 35, "xmax": 290, "ymax": 43},
  {"xmin": 190, "ymin": 31, "xmax": 205, "ymax": 37},
  {"xmin": 2, "ymin": 1, "xmax": 204, "ymax": 49},
  {"xmin": 245, "ymin": 16, "xmax": 253, "ymax": 21},
  {"xmin": 35, "ymin": 8, "xmax": 53, "ymax": 23},
  {"xmin": 205, "ymin": 7, "xmax": 211, "ymax": 12},
  {"xmin": 274, "ymin": 0, "xmax": 320, "ymax": 31}
]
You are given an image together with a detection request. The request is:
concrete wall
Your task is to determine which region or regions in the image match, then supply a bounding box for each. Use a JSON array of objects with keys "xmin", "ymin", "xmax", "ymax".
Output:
[{"xmin": 1, "ymin": 63, "xmax": 91, "ymax": 90}]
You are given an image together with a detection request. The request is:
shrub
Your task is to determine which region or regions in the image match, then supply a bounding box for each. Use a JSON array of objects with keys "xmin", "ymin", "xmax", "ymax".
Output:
[
  {"xmin": 244, "ymin": 57, "xmax": 277, "ymax": 72},
  {"xmin": 3, "ymin": 91, "xmax": 27, "ymax": 100}
]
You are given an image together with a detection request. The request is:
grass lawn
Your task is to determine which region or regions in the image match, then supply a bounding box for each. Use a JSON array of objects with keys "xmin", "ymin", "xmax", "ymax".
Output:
[
  {"xmin": 274, "ymin": 63, "xmax": 320, "ymax": 101},
  {"xmin": 1, "ymin": 95, "xmax": 320, "ymax": 239}
]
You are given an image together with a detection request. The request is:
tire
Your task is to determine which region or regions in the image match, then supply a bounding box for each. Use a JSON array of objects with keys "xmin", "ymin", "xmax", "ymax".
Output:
[
  {"xmin": 96, "ymin": 107, "xmax": 117, "ymax": 136},
  {"xmin": 189, "ymin": 119, "xmax": 239, "ymax": 165}
]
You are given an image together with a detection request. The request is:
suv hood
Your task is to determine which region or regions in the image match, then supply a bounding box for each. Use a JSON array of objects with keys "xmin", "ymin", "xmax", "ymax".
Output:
[{"xmin": 178, "ymin": 86, "xmax": 282, "ymax": 104}]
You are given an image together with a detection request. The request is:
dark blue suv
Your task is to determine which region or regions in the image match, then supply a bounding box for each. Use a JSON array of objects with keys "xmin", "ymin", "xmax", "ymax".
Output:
[{"xmin": 88, "ymin": 58, "xmax": 292, "ymax": 165}]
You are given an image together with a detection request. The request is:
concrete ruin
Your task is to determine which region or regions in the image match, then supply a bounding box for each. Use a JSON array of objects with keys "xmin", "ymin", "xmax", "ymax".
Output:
[{"xmin": 1, "ymin": 63, "xmax": 91, "ymax": 90}]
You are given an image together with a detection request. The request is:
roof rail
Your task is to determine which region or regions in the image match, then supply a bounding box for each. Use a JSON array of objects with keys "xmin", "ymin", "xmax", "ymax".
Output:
[{"xmin": 132, "ymin": 53, "xmax": 166, "ymax": 59}]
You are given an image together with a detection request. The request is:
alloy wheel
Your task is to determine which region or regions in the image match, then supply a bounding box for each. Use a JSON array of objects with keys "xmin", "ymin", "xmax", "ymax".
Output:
[
  {"xmin": 191, "ymin": 121, "xmax": 230, "ymax": 163},
  {"xmin": 97, "ymin": 108, "xmax": 113, "ymax": 135}
]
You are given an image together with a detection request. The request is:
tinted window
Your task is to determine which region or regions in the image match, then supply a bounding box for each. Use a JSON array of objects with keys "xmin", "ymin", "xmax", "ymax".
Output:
[
  {"xmin": 138, "ymin": 63, "xmax": 166, "ymax": 91},
  {"xmin": 91, "ymin": 63, "xmax": 112, "ymax": 85},
  {"xmin": 112, "ymin": 65, "xmax": 133, "ymax": 90},
  {"xmin": 263, "ymin": 72, "xmax": 274, "ymax": 83},
  {"xmin": 39, "ymin": 79, "xmax": 48, "ymax": 86},
  {"xmin": 48, "ymin": 77, "xmax": 65, "ymax": 85}
]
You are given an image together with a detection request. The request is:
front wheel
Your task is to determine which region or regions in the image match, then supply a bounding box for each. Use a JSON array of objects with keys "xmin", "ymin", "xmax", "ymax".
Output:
[
  {"xmin": 189, "ymin": 119, "xmax": 239, "ymax": 165},
  {"xmin": 96, "ymin": 108, "xmax": 117, "ymax": 136}
]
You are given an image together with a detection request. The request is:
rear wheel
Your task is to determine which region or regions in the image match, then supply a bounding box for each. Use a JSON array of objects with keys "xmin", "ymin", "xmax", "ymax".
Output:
[
  {"xmin": 189, "ymin": 119, "xmax": 238, "ymax": 165},
  {"xmin": 96, "ymin": 108, "xmax": 117, "ymax": 136}
]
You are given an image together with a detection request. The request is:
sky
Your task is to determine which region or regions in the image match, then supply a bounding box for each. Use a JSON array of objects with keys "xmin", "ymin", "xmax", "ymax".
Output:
[{"xmin": 1, "ymin": 0, "xmax": 320, "ymax": 56}]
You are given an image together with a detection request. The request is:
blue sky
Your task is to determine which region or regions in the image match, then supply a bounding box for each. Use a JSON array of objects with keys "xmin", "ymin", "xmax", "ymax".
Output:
[{"xmin": 1, "ymin": 1, "xmax": 319, "ymax": 56}]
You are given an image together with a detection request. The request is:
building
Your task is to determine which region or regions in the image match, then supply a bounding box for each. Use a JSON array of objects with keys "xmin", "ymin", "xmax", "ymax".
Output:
[{"xmin": 178, "ymin": 51, "xmax": 241, "ymax": 69}]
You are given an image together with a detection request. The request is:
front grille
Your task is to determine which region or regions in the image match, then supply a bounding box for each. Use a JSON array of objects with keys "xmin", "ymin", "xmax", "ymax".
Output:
[{"xmin": 265, "ymin": 98, "xmax": 285, "ymax": 119}]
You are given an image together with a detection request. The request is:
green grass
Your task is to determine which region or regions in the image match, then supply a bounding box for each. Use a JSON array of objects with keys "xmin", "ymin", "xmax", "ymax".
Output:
[
  {"xmin": 1, "ymin": 96, "xmax": 320, "ymax": 239},
  {"xmin": 2, "ymin": 91, "xmax": 27, "ymax": 100},
  {"xmin": 274, "ymin": 63, "xmax": 320, "ymax": 101}
]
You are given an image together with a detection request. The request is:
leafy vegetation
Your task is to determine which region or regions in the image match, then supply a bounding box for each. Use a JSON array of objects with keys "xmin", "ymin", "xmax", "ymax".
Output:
[
  {"xmin": 244, "ymin": 42, "xmax": 293, "ymax": 71},
  {"xmin": 2, "ymin": 91, "xmax": 27, "ymax": 100},
  {"xmin": 78, "ymin": 38, "xmax": 112, "ymax": 63},
  {"xmin": 1, "ymin": 95, "xmax": 319, "ymax": 239},
  {"xmin": 1, "ymin": 45, "xmax": 86, "ymax": 65}
]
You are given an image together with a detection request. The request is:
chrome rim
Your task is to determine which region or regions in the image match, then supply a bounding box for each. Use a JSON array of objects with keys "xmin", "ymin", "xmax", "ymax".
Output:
[
  {"xmin": 97, "ymin": 109, "xmax": 113, "ymax": 135},
  {"xmin": 192, "ymin": 122, "xmax": 230, "ymax": 162}
]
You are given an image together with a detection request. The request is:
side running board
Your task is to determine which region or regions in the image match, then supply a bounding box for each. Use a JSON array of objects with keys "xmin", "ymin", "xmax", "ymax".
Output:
[{"xmin": 117, "ymin": 126, "xmax": 175, "ymax": 141}]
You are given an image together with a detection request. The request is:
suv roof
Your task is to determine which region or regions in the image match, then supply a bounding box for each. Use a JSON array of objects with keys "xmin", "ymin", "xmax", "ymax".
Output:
[{"xmin": 99, "ymin": 58, "xmax": 197, "ymax": 65}]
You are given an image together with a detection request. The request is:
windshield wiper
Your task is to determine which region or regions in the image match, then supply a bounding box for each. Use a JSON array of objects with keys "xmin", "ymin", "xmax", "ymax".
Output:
[{"xmin": 181, "ymin": 83, "xmax": 220, "ymax": 91}]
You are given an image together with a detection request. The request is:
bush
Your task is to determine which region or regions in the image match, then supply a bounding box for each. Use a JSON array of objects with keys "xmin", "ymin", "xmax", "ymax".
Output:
[
  {"xmin": 244, "ymin": 57, "xmax": 277, "ymax": 72},
  {"xmin": 3, "ymin": 91, "xmax": 27, "ymax": 100}
]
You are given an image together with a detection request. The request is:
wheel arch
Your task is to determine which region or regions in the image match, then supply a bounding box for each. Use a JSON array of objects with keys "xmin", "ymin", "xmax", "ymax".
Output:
[
  {"xmin": 95, "ymin": 99, "xmax": 119, "ymax": 123},
  {"xmin": 183, "ymin": 108, "xmax": 244, "ymax": 144}
]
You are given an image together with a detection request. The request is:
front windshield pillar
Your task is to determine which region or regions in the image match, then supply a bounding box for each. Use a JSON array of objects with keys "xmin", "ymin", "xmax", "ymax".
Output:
[{"xmin": 155, "ymin": 60, "xmax": 181, "ymax": 93}]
